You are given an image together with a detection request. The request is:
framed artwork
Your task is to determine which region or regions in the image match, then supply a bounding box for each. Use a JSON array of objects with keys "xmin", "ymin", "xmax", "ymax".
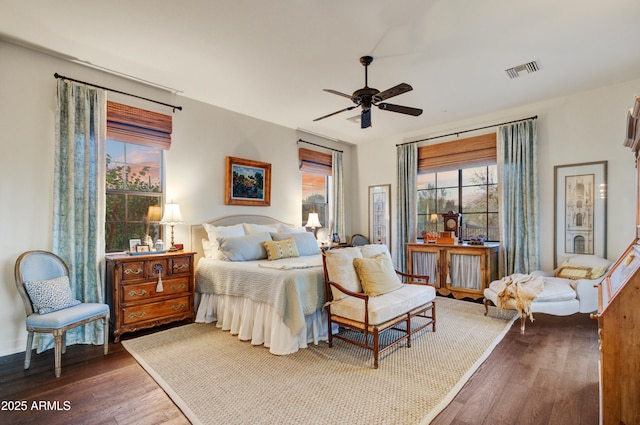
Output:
[
  {"xmin": 129, "ymin": 239, "xmax": 141, "ymax": 253},
  {"xmin": 225, "ymin": 156, "xmax": 271, "ymax": 206},
  {"xmin": 554, "ymin": 161, "xmax": 607, "ymax": 267},
  {"xmin": 369, "ymin": 184, "xmax": 391, "ymax": 251}
]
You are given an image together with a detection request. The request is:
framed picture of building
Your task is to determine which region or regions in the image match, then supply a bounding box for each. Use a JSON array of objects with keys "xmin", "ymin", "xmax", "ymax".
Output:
[
  {"xmin": 369, "ymin": 184, "xmax": 391, "ymax": 251},
  {"xmin": 554, "ymin": 161, "xmax": 607, "ymax": 267}
]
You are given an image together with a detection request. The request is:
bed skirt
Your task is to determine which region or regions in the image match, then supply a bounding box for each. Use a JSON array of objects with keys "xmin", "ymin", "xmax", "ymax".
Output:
[{"xmin": 195, "ymin": 293, "xmax": 333, "ymax": 355}]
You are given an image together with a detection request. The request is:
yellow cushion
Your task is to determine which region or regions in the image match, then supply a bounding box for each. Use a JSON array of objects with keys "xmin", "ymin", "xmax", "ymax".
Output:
[
  {"xmin": 263, "ymin": 238, "xmax": 299, "ymax": 261},
  {"xmin": 353, "ymin": 254, "xmax": 403, "ymax": 296},
  {"xmin": 555, "ymin": 262, "xmax": 599, "ymax": 280}
]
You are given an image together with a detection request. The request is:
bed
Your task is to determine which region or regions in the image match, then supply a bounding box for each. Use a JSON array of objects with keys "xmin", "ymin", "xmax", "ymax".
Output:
[{"xmin": 190, "ymin": 215, "xmax": 332, "ymax": 355}]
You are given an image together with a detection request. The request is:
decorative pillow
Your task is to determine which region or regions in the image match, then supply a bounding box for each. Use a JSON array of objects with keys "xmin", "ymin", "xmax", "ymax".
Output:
[
  {"xmin": 324, "ymin": 247, "xmax": 363, "ymax": 300},
  {"xmin": 353, "ymin": 254, "xmax": 403, "ymax": 296},
  {"xmin": 263, "ymin": 238, "xmax": 300, "ymax": 261},
  {"xmin": 360, "ymin": 244, "xmax": 392, "ymax": 260},
  {"xmin": 24, "ymin": 275, "xmax": 81, "ymax": 314},
  {"xmin": 217, "ymin": 233, "xmax": 272, "ymax": 261},
  {"xmin": 555, "ymin": 262, "xmax": 596, "ymax": 280},
  {"xmin": 203, "ymin": 223, "xmax": 245, "ymax": 260},
  {"xmin": 277, "ymin": 223, "xmax": 308, "ymax": 233},
  {"xmin": 243, "ymin": 223, "xmax": 279, "ymax": 235},
  {"xmin": 271, "ymin": 232, "xmax": 320, "ymax": 256}
]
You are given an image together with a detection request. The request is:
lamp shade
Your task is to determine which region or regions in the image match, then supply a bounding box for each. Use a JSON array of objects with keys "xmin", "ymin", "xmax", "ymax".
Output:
[
  {"xmin": 305, "ymin": 212, "xmax": 322, "ymax": 229},
  {"xmin": 147, "ymin": 205, "xmax": 162, "ymax": 222},
  {"xmin": 160, "ymin": 203, "xmax": 184, "ymax": 225}
]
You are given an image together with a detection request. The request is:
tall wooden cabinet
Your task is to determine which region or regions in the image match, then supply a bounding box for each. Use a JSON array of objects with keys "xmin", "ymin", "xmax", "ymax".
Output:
[
  {"xmin": 406, "ymin": 242, "xmax": 499, "ymax": 300},
  {"xmin": 593, "ymin": 95, "xmax": 640, "ymax": 424},
  {"xmin": 595, "ymin": 241, "xmax": 640, "ymax": 424}
]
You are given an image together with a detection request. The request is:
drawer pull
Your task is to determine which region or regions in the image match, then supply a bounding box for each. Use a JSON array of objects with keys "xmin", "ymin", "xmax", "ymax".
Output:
[
  {"xmin": 124, "ymin": 268, "xmax": 143, "ymax": 275},
  {"xmin": 128, "ymin": 289, "xmax": 148, "ymax": 297},
  {"xmin": 128, "ymin": 311, "xmax": 147, "ymax": 319},
  {"xmin": 173, "ymin": 263, "xmax": 189, "ymax": 271},
  {"xmin": 170, "ymin": 303, "xmax": 186, "ymax": 311},
  {"xmin": 170, "ymin": 283, "xmax": 187, "ymax": 291}
]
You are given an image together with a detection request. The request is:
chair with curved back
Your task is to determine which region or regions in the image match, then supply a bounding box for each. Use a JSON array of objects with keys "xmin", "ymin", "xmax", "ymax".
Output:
[
  {"xmin": 14, "ymin": 250, "xmax": 110, "ymax": 378},
  {"xmin": 350, "ymin": 234, "xmax": 369, "ymax": 246}
]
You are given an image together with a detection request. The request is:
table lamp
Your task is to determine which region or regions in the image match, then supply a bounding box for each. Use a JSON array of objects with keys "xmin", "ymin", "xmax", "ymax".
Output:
[
  {"xmin": 160, "ymin": 203, "xmax": 183, "ymax": 251},
  {"xmin": 305, "ymin": 212, "xmax": 322, "ymax": 236}
]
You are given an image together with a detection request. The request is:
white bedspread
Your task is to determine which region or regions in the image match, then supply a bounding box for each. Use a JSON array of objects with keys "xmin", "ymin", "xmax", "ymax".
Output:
[{"xmin": 196, "ymin": 255, "xmax": 326, "ymax": 354}]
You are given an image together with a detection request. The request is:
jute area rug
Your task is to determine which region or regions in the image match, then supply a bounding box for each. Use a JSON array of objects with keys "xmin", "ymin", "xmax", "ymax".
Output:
[{"xmin": 122, "ymin": 297, "xmax": 516, "ymax": 425}]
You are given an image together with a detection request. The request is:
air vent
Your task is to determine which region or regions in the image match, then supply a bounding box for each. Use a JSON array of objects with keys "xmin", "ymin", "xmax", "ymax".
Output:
[{"xmin": 505, "ymin": 60, "xmax": 541, "ymax": 79}]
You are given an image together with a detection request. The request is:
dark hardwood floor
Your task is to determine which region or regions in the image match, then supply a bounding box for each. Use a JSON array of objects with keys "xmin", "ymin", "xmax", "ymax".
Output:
[{"xmin": 0, "ymin": 313, "xmax": 599, "ymax": 425}]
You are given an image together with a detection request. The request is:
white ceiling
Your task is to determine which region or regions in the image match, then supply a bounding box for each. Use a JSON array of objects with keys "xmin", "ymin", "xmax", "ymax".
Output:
[{"xmin": 2, "ymin": 0, "xmax": 640, "ymax": 145}]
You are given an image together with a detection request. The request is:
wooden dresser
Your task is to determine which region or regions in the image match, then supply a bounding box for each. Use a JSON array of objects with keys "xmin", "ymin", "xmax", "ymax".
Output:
[
  {"xmin": 406, "ymin": 242, "xmax": 499, "ymax": 300},
  {"xmin": 105, "ymin": 251, "xmax": 195, "ymax": 342}
]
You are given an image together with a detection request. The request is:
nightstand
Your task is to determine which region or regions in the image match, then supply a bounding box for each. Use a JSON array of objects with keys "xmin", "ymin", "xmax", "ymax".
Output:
[{"xmin": 105, "ymin": 251, "xmax": 196, "ymax": 342}]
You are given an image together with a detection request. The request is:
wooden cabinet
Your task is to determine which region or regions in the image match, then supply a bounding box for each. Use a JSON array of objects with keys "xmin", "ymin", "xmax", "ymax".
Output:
[
  {"xmin": 407, "ymin": 242, "xmax": 499, "ymax": 300},
  {"xmin": 594, "ymin": 240, "xmax": 640, "ymax": 424},
  {"xmin": 106, "ymin": 251, "xmax": 195, "ymax": 342}
]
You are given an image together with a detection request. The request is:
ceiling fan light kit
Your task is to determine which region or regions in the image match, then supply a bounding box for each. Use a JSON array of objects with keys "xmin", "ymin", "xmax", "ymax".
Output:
[{"xmin": 315, "ymin": 55, "xmax": 422, "ymax": 129}]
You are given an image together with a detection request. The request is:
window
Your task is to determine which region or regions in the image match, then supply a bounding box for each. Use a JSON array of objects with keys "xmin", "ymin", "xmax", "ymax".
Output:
[
  {"xmin": 416, "ymin": 133, "xmax": 499, "ymax": 242},
  {"xmin": 302, "ymin": 172, "xmax": 329, "ymax": 227},
  {"xmin": 105, "ymin": 101, "xmax": 172, "ymax": 252},
  {"xmin": 106, "ymin": 141, "xmax": 163, "ymax": 251},
  {"xmin": 417, "ymin": 165, "xmax": 499, "ymax": 241},
  {"xmin": 299, "ymin": 147, "xmax": 332, "ymax": 229}
]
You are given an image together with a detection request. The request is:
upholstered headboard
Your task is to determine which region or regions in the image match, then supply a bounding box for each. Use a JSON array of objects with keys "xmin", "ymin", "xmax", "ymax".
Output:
[{"xmin": 190, "ymin": 215, "xmax": 294, "ymax": 264}]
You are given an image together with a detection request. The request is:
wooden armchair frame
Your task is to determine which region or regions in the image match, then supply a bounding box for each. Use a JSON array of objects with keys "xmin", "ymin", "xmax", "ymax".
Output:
[{"xmin": 322, "ymin": 253, "xmax": 436, "ymax": 368}]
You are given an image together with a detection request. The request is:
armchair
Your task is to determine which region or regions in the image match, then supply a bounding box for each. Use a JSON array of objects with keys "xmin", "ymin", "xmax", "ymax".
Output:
[
  {"xmin": 322, "ymin": 245, "xmax": 436, "ymax": 368},
  {"xmin": 14, "ymin": 250, "xmax": 110, "ymax": 378}
]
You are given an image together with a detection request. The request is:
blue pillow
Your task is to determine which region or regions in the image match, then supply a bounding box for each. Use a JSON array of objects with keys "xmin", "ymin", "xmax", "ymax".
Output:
[
  {"xmin": 271, "ymin": 232, "xmax": 320, "ymax": 256},
  {"xmin": 24, "ymin": 275, "xmax": 81, "ymax": 314},
  {"xmin": 217, "ymin": 232, "xmax": 272, "ymax": 261}
]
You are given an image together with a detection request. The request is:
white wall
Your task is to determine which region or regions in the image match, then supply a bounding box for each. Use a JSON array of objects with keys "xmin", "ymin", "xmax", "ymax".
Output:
[
  {"xmin": 355, "ymin": 79, "xmax": 640, "ymax": 272},
  {"xmin": 0, "ymin": 41, "xmax": 352, "ymax": 355}
]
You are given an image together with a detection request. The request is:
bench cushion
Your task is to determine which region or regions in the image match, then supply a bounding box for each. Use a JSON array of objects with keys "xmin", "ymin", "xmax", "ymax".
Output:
[{"xmin": 330, "ymin": 284, "xmax": 436, "ymax": 326}]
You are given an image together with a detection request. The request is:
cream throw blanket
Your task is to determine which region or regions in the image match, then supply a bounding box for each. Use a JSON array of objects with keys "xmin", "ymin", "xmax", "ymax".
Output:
[{"xmin": 490, "ymin": 273, "xmax": 544, "ymax": 322}]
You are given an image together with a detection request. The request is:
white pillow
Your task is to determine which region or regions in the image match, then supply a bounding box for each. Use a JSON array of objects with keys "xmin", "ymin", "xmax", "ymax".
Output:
[
  {"xmin": 360, "ymin": 244, "xmax": 392, "ymax": 261},
  {"xmin": 271, "ymin": 232, "xmax": 320, "ymax": 256},
  {"xmin": 324, "ymin": 247, "xmax": 363, "ymax": 300},
  {"xmin": 278, "ymin": 223, "xmax": 308, "ymax": 233},
  {"xmin": 203, "ymin": 223, "xmax": 245, "ymax": 260},
  {"xmin": 243, "ymin": 223, "xmax": 279, "ymax": 235},
  {"xmin": 217, "ymin": 233, "xmax": 272, "ymax": 261},
  {"xmin": 565, "ymin": 254, "xmax": 611, "ymax": 270},
  {"xmin": 202, "ymin": 239, "xmax": 213, "ymax": 259}
]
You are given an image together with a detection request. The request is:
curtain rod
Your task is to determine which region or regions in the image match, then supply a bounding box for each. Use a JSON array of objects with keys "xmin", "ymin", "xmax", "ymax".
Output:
[
  {"xmin": 396, "ymin": 115, "xmax": 538, "ymax": 146},
  {"xmin": 54, "ymin": 73, "xmax": 183, "ymax": 112},
  {"xmin": 297, "ymin": 139, "xmax": 343, "ymax": 153}
]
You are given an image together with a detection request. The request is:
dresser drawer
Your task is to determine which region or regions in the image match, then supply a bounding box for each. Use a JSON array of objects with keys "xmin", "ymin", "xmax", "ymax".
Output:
[
  {"xmin": 121, "ymin": 295, "xmax": 191, "ymax": 325},
  {"xmin": 120, "ymin": 261, "xmax": 146, "ymax": 281},
  {"xmin": 170, "ymin": 255, "xmax": 192, "ymax": 275},
  {"xmin": 122, "ymin": 277, "xmax": 191, "ymax": 303}
]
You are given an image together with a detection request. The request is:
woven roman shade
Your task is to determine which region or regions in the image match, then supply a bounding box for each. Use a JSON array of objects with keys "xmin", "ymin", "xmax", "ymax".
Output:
[
  {"xmin": 299, "ymin": 147, "xmax": 332, "ymax": 175},
  {"xmin": 107, "ymin": 101, "xmax": 172, "ymax": 149},
  {"xmin": 418, "ymin": 133, "xmax": 496, "ymax": 173}
]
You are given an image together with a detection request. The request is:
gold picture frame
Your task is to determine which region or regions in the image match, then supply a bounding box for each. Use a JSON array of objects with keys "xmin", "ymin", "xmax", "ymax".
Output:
[{"xmin": 225, "ymin": 156, "xmax": 271, "ymax": 206}]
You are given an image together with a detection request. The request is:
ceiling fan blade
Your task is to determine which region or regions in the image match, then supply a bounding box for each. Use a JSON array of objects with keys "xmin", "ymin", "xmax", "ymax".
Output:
[
  {"xmin": 313, "ymin": 106, "xmax": 357, "ymax": 122},
  {"xmin": 361, "ymin": 109, "xmax": 372, "ymax": 129},
  {"xmin": 377, "ymin": 103, "xmax": 423, "ymax": 116},
  {"xmin": 374, "ymin": 83, "xmax": 413, "ymax": 101},
  {"xmin": 323, "ymin": 89, "xmax": 353, "ymax": 99}
]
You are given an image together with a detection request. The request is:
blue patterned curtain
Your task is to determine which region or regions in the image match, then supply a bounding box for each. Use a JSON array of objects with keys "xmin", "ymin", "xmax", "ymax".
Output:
[
  {"xmin": 331, "ymin": 150, "xmax": 345, "ymax": 242},
  {"xmin": 38, "ymin": 79, "xmax": 107, "ymax": 352},
  {"xmin": 497, "ymin": 119, "xmax": 540, "ymax": 275},
  {"xmin": 396, "ymin": 144, "xmax": 417, "ymax": 272}
]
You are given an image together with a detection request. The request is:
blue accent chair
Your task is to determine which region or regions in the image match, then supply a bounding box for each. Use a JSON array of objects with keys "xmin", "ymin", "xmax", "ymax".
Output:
[{"xmin": 14, "ymin": 250, "xmax": 110, "ymax": 378}]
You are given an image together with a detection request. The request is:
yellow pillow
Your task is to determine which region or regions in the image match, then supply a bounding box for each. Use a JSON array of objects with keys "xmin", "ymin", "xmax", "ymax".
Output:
[
  {"xmin": 263, "ymin": 238, "xmax": 299, "ymax": 261},
  {"xmin": 555, "ymin": 262, "xmax": 593, "ymax": 280},
  {"xmin": 353, "ymin": 254, "xmax": 403, "ymax": 296}
]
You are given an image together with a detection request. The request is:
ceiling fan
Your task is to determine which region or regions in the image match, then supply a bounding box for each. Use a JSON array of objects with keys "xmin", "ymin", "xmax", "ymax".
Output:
[{"xmin": 314, "ymin": 55, "xmax": 422, "ymax": 129}]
